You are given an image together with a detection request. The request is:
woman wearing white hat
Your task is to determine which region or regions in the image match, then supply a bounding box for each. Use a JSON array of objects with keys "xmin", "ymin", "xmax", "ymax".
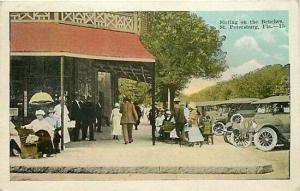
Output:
[
  {"xmin": 22, "ymin": 110, "xmax": 55, "ymax": 156},
  {"xmin": 110, "ymin": 103, "xmax": 122, "ymax": 140}
]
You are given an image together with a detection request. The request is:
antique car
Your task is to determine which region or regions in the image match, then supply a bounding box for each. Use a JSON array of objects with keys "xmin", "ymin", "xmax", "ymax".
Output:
[
  {"xmin": 212, "ymin": 98, "xmax": 258, "ymax": 136},
  {"xmin": 197, "ymin": 101, "xmax": 228, "ymax": 135},
  {"xmin": 251, "ymin": 95, "xmax": 290, "ymax": 151}
]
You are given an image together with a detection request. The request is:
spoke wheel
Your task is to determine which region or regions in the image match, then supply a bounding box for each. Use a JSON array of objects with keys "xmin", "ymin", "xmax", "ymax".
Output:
[
  {"xmin": 223, "ymin": 131, "xmax": 233, "ymax": 144},
  {"xmin": 230, "ymin": 114, "xmax": 244, "ymax": 124},
  {"xmin": 212, "ymin": 122, "xmax": 226, "ymax": 136},
  {"xmin": 231, "ymin": 130, "xmax": 252, "ymax": 148},
  {"xmin": 254, "ymin": 127, "xmax": 277, "ymax": 151}
]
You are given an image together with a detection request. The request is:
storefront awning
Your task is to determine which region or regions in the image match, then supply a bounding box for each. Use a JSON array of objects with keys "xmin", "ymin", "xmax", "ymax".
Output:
[{"xmin": 10, "ymin": 22, "xmax": 155, "ymax": 63}]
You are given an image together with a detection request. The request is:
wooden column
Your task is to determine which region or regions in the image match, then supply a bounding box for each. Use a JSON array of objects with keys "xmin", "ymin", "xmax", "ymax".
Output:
[{"xmin": 60, "ymin": 56, "xmax": 65, "ymax": 150}]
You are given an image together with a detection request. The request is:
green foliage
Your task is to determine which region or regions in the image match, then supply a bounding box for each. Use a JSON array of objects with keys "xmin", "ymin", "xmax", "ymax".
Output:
[
  {"xmin": 118, "ymin": 78, "xmax": 152, "ymax": 105},
  {"xmin": 182, "ymin": 64, "xmax": 290, "ymax": 102},
  {"xmin": 141, "ymin": 12, "xmax": 227, "ymax": 102}
]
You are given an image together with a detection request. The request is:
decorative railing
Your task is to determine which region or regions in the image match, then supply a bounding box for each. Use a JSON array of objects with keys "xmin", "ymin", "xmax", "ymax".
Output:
[{"xmin": 10, "ymin": 12, "xmax": 143, "ymax": 34}]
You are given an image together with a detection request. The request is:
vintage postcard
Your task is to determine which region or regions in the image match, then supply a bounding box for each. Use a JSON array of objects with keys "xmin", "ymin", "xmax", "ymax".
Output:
[{"xmin": 0, "ymin": 0, "xmax": 299, "ymax": 191}]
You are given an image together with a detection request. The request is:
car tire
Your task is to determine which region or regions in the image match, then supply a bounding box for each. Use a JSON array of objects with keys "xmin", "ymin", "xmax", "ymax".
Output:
[
  {"xmin": 212, "ymin": 122, "xmax": 226, "ymax": 136},
  {"xmin": 254, "ymin": 127, "xmax": 277, "ymax": 151},
  {"xmin": 230, "ymin": 113, "xmax": 244, "ymax": 124},
  {"xmin": 231, "ymin": 130, "xmax": 252, "ymax": 147},
  {"xmin": 223, "ymin": 131, "xmax": 232, "ymax": 144}
]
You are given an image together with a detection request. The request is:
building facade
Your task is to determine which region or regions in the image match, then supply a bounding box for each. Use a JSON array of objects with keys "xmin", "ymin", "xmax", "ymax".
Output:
[{"xmin": 10, "ymin": 12, "xmax": 154, "ymax": 124}]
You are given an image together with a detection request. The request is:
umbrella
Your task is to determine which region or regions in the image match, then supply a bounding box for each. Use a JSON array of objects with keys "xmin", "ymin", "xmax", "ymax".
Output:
[{"xmin": 29, "ymin": 91, "xmax": 54, "ymax": 105}]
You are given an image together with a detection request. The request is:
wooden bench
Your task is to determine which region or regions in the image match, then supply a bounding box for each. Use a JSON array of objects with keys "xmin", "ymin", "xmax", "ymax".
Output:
[
  {"xmin": 160, "ymin": 121, "xmax": 176, "ymax": 141},
  {"xmin": 17, "ymin": 128, "xmax": 41, "ymax": 159}
]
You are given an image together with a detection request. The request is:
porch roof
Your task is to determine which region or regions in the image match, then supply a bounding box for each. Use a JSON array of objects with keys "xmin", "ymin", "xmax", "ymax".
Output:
[
  {"xmin": 10, "ymin": 22, "xmax": 155, "ymax": 82},
  {"xmin": 10, "ymin": 22, "xmax": 155, "ymax": 63}
]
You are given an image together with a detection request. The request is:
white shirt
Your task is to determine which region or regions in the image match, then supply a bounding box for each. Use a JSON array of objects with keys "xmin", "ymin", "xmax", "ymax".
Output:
[
  {"xmin": 184, "ymin": 107, "xmax": 190, "ymax": 122},
  {"xmin": 24, "ymin": 118, "xmax": 55, "ymax": 139}
]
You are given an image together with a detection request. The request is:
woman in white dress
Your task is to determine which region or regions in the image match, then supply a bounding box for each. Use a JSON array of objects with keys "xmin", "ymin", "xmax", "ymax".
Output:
[
  {"xmin": 110, "ymin": 103, "xmax": 122, "ymax": 140},
  {"xmin": 54, "ymin": 103, "xmax": 71, "ymax": 144},
  {"xmin": 187, "ymin": 105, "xmax": 204, "ymax": 146}
]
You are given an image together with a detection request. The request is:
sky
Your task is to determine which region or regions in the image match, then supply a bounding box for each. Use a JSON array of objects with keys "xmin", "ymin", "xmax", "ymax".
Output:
[{"xmin": 182, "ymin": 11, "xmax": 289, "ymax": 95}]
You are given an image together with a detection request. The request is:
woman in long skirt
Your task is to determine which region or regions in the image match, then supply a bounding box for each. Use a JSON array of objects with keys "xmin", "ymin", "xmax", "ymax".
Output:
[
  {"xmin": 54, "ymin": 103, "xmax": 71, "ymax": 144},
  {"xmin": 111, "ymin": 103, "xmax": 122, "ymax": 140},
  {"xmin": 187, "ymin": 105, "xmax": 204, "ymax": 146}
]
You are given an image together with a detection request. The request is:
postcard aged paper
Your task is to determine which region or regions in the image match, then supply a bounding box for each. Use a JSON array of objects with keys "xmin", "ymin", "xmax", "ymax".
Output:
[{"xmin": 0, "ymin": 0, "xmax": 299, "ymax": 191}]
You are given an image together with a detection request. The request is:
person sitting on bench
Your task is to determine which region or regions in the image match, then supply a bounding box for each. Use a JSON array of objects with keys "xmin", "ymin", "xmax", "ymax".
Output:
[{"xmin": 22, "ymin": 110, "xmax": 55, "ymax": 157}]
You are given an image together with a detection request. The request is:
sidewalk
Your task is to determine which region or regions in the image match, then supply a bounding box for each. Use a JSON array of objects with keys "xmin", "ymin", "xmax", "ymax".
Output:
[{"xmin": 10, "ymin": 118, "xmax": 273, "ymax": 174}]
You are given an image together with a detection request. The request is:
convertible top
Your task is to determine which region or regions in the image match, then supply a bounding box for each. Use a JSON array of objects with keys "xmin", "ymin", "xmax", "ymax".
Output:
[
  {"xmin": 252, "ymin": 95, "xmax": 290, "ymax": 104},
  {"xmin": 196, "ymin": 98, "xmax": 258, "ymax": 107},
  {"xmin": 221, "ymin": 98, "xmax": 259, "ymax": 104},
  {"xmin": 196, "ymin": 100, "xmax": 225, "ymax": 107}
]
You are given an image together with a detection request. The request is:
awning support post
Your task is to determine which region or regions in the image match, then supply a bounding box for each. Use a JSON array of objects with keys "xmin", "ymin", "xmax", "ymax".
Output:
[
  {"xmin": 60, "ymin": 56, "xmax": 65, "ymax": 150},
  {"xmin": 151, "ymin": 62, "xmax": 156, "ymax": 146}
]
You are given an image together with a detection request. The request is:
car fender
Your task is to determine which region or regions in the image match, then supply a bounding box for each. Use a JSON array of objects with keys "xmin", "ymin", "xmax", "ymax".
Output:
[{"xmin": 253, "ymin": 123, "xmax": 277, "ymax": 133}]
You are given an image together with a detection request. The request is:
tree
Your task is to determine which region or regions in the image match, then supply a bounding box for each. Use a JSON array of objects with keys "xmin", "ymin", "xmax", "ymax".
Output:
[
  {"xmin": 141, "ymin": 12, "xmax": 227, "ymax": 108},
  {"xmin": 118, "ymin": 78, "xmax": 152, "ymax": 106},
  {"xmin": 183, "ymin": 64, "xmax": 290, "ymax": 102}
]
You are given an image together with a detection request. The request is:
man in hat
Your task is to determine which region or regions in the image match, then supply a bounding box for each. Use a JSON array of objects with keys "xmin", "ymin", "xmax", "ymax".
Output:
[
  {"xmin": 70, "ymin": 94, "xmax": 83, "ymax": 141},
  {"xmin": 81, "ymin": 96, "xmax": 96, "ymax": 141},
  {"xmin": 148, "ymin": 102, "xmax": 159, "ymax": 127},
  {"xmin": 173, "ymin": 98, "xmax": 187, "ymax": 142},
  {"xmin": 120, "ymin": 96, "xmax": 138, "ymax": 144},
  {"xmin": 45, "ymin": 107, "xmax": 61, "ymax": 153}
]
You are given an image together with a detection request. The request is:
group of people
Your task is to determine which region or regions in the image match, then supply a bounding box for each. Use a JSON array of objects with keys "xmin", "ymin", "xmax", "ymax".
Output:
[
  {"xmin": 10, "ymin": 94, "xmax": 104, "ymax": 157},
  {"xmin": 150, "ymin": 98, "xmax": 205, "ymax": 146},
  {"xmin": 69, "ymin": 94, "xmax": 103, "ymax": 142},
  {"xmin": 10, "ymin": 93, "xmax": 206, "ymax": 158},
  {"xmin": 10, "ymin": 93, "xmax": 146, "ymax": 158}
]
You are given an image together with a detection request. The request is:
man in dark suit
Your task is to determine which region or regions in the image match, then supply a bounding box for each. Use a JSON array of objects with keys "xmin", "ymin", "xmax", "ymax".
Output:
[
  {"xmin": 134, "ymin": 102, "xmax": 142, "ymax": 130},
  {"xmin": 82, "ymin": 96, "xmax": 96, "ymax": 141},
  {"xmin": 69, "ymin": 94, "xmax": 82, "ymax": 142},
  {"xmin": 95, "ymin": 101, "xmax": 103, "ymax": 132}
]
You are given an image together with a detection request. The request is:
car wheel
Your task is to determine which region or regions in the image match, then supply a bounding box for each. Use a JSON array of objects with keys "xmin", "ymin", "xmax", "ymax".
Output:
[
  {"xmin": 230, "ymin": 113, "xmax": 244, "ymax": 124},
  {"xmin": 212, "ymin": 122, "xmax": 226, "ymax": 136},
  {"xmin": 231, "ymin": 130, "xmax": 252, "ymax": 147},
  {"xmin": 223, "ymin": 131, "xmax": 232, "ymax": 144},
  {"xmin": 254, "ymin": 127, "xmax": 277, "ymax": 151}
]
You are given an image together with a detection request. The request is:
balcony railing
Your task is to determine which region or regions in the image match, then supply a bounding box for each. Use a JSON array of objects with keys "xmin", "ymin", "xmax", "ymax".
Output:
[{"xmin": 10, "ymin": 12, "xmax": 142, "ymax": 34}]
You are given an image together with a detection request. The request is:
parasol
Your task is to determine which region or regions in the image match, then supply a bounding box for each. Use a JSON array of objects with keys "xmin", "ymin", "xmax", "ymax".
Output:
[{"xmin": 29, "ymin": 91, "xmax": 54, "ymax": 105}]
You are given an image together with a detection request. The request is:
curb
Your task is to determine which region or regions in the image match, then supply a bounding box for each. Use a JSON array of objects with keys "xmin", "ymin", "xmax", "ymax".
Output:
[{"xmin": 10, "ymin": 165, "xmax": 273, "ymax": 174}]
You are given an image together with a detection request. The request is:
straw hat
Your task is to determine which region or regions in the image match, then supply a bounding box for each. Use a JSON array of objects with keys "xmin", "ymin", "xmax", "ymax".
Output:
[
  {"xmin": 174, "ymin": 97, "xmax": 180, "ymax": 102},
  {"xmin": 190, "ymin": 103, "xmax": 197, "ymax": 110},
  {"xmin": 35, "ymin": 110, "xmax": 45, "ymax": 116},
  {"xmin": 115, "ymin": 103, "xmax": 120, "ymax": 107}
]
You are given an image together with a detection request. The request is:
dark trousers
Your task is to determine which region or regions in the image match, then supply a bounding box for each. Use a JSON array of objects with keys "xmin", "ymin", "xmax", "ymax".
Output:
[
  {"xmin": 37, "ymin": 138, "xmax": 54, "ymax": 155},
  {"xmin": 53, "ymin": 131, "xmax": 61, "ymax": 152},
  {"xmin": 96, "ymin": 116, "xmax": 102, "ymax": 131},
  {"xmin": 73, "ymin": 120, "xmax": 81, "ymax": 141},
  {"xmin": 10, "ymin": 139, "xmax": 21, "ymax": 156},
  {"xmin": 175, "ymin": 122, "xmax": 186, "ymax": 140},
  {"xmin": 82, "ymin": 120, "xmax": 94, "ymax": 140}
]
